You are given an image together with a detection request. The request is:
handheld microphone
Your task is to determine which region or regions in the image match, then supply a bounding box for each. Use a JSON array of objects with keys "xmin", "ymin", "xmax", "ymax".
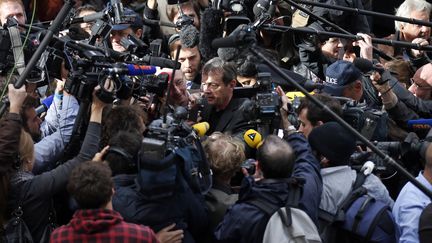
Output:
[
  {"xmin": 105, "ymin": 64, "xmax": 157, "ymax": 76},
  {"xmin": 192, "ymin": 122, "xmax": 210, "ymax": 137},
  {"xmin": 244, "ymin": 129, "xmax": 263, "ymax": 149},
  {"xmin": 407, "ymin": 119, "xmax": 432, "ymax": 130},
  {"xmin": 36, "ymin": 95, "xmax": 54, "ymax": 116}
]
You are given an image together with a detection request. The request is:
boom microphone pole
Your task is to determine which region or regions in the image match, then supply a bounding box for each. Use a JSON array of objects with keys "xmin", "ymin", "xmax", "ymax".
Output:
[
  {"xmin": 283, "ymin": 0, "xmax": 395, "ymax": 61},
  {"xmin": 262, "ymin": 24, "xmax": 432, "ymax": 52},
  {"xmin": 295, "ymin": 0, "xmax": 432, "ymax": 28}
]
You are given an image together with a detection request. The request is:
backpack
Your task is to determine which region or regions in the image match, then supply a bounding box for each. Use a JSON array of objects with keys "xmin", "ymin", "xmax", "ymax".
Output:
[
  {"xmin": 247, "ymin": 178, "xmax": 322, "ymax": 243},
  {"xmin": 319, "ymin": 172, "xmax": 398, "ymax": 243}
]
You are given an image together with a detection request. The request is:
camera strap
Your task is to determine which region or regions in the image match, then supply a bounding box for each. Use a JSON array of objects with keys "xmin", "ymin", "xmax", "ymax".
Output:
[{"xmin": 8, "ymin": 25, "xmax": 25, "ymax": 75}]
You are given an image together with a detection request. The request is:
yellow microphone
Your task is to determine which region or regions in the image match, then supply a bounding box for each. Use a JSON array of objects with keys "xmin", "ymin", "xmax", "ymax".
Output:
[
  {"xmin": 285, "ymin": 91, "xmax": 314, "ymax": 101},
  {"xmin": 243, "ymin": 129, "xmax": 263, "ymax": 149},
  {"xmin": 192, "ymin": 122, "xmax": 210, "ymax": 137}
]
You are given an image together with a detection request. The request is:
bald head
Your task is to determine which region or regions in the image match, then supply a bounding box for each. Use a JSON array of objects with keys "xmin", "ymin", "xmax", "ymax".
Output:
[
  {"xmin": 416, "ymin": 64, "xmax": 432, "ymax": 86},
  {"xmin": 257, "ymin": 135, "xmax": 296, "ymax": 179},
  {"xmin": 409, "ymin": 63, "xmax": 432, "ymax": 100}
]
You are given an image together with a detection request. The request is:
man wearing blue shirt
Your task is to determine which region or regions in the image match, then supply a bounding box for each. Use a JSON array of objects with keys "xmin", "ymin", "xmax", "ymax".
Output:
[{"xmin": 393, "ymin": 144, "xmax": 432, "ymax": 243}]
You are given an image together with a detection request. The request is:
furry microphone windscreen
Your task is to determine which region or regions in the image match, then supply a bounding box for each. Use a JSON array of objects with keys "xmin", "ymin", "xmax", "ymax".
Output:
[
  {"xmin": 217, "ymin": 47, "xmax": 240, "ymax": 62},
  {"xmin": 199, "ymin": 7, "xmax": 224, "ymax": 64},
  {"xmin": 179, "ymin": 24, "xmax": 200, "ymax": 48}
]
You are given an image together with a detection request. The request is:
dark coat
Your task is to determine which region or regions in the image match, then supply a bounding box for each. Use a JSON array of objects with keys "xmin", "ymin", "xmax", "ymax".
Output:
[
  {"xmin": 112, "ymin": 173, "xmax": 209, "ymax": 243},
  {"xmin": 214, "ymin": 133, "xmax": 322, "ymax": 243},
  {"xmin": 201, "ymin": 97, "xmax": 253, "ymax": 137},
  {"xmin": 5, "ymin": 121, "xmax": 100, "ymax": 242},
  {"xmin": 0, "ymin": 113, "xmax": 21, "ymax": 174}
]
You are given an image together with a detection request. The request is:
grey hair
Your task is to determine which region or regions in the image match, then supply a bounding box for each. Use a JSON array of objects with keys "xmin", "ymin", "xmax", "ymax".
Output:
[
  {"xmin": 395, "ymin": 0, "xmax": 432, "ymax": 31},
  {"xmin": 202, "ymin": 57, "xmax": 237, "ymax": 85}
]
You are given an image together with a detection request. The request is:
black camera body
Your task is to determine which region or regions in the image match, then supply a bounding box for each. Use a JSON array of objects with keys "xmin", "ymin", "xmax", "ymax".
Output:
[
  {"xmin": 342, "ymin": 100, "xmax": 388, "ymax": 141},
  {"xmin": 251, "ymin": 73, "xmax": 282, "ymax": 128},
  {"xmin": 0, "ymin": 27, "xmax": 63, "ymax": 85}
]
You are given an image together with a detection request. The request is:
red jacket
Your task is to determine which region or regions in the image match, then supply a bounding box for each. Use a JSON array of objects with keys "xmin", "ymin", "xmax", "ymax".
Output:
[{"xmin": 50, "ymin": 208, "xmax": 159, "ymax": 243}]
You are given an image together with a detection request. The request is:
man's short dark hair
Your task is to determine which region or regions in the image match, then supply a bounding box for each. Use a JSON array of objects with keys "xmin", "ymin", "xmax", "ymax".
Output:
[
  {"xmin": 202, "ymin": 57, "xmax": 237, "ymax": 86},
  {"xmin": 257, "ymin": 135, "xmax": 295, "ymax": 178},
  {"xmin": 67, "ymin": 161, "xmax": 113, "ymax": 209},
  {"xmin": 105, "ymin": 131, "xmax": 142, "ymax": 176},
  {"xmin": 297, "ymin": 94, "xmax": 342, "ymax": 126},
  {"xmin": 101, "ymin": 105, "xmax": 146, "ymax": 148}
]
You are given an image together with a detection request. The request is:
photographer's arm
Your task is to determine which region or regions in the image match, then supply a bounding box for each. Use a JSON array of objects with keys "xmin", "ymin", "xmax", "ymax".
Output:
[
  {"xmin": 142, "ymin": 0, "xmax": 164, "ymax": 44},
  {"xmin": 0, "ymin": 85, "xmax": 26, "ymax": 170},
  {"xmin": 406, "ymin": 38, "xmax": 431, "ymax": 69},
  {"xmin": 33, "ymin": 85, "xmax": 80, "ymax": 174},
  {"xmin": 31, "ymin": 85, "xmax": 108, "ymax": 197},
  {"xmin": 276, "ymin": 86, "xmax": 322, "ymax": 224},
  {"xmin": 371, "ymin": 72, "xmax": 420, "ymax": 128}
]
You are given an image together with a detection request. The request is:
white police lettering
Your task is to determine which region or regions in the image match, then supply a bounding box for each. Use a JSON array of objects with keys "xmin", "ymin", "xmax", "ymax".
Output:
[{"xmin": 325, "ymin": 76, "xmax": 338, "ymax": 85}]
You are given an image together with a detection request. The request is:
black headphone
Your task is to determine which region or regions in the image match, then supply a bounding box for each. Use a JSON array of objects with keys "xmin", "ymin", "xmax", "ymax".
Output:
[{"xmin": 103, "ymin": 146, "xmax": 137, "ymax": 169}]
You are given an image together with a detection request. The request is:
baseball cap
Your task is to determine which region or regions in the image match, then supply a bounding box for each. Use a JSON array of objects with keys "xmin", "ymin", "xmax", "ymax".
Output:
[
  {"xmin": 323, "ymin": 60, "xmax": 362, "ymax": 97},
  {"xmin": 112, "ymin": 8, "xmax": 143, "ymax": 31}
]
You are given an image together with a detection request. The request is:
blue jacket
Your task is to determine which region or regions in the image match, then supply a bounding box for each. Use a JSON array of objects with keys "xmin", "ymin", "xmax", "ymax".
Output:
[{"xmin": 214, "ymin": 133, "xmax": 322, "ymax": 243}]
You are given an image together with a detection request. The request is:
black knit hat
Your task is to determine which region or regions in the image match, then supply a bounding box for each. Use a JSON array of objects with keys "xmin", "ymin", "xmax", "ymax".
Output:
[{"xmin": 308, "ymin": 122, "xmax": 356, "ymax": 166}]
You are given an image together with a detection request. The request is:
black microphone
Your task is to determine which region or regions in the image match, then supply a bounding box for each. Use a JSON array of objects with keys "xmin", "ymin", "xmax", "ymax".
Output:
[
  {"xmin": 71, "ymin": 11, "xmax": 106, "ymax": 24},
  {"xmin": 217, "ymin": 47, "xmax": 240, "ymax": 62},
  {"xmin": 211, "ymin": 24, "xmax": 255, "ymax": 49},
  {"xmin": 139, "ymin": 56, "xmax": 181, "ymax": 69},
  {"xmin": 353, "ymin": 58, "xmax": 384, "ymax": 74},
  {"xmin": 253, "ymin": 0, "xmax": 276, "ymax": 19},
  {"xmin": 212, "ymin": 34, "xmax": 243, "ymax": 49},
  {"xmin": 180, "ymin": 24, "xmax": 199, "ymax": 48},
  {"xmin": 199, "ymin": 7, "xmax": 225, "ymax": 63},
  {"xmin": 303, "ymin": 80, "xmax": 324, "ymax": 91}
]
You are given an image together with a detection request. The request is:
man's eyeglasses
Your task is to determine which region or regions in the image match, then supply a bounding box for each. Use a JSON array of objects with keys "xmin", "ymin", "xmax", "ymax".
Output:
[{"xmin": 410, "ymin": 78, "xmax": 432, "ymax": 90}]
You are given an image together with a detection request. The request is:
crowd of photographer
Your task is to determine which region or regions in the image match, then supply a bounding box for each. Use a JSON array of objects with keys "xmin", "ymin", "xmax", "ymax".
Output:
[{"xmin": 2, "ymin": 0, "xmax": 432, "ymax": 242}]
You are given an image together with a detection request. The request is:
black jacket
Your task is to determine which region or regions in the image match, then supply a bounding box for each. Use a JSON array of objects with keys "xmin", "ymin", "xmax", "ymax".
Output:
[
  {"xmin": 112, "ymin": 173, "xmax": 209, "ymax": 243},
  {"xmin": 201, "ymin": 97, "xmax": 253, "ymax": 137},
  {"xmin": 6, "ymin": 122, "xmax": 100, "ymax": 242},
  {"xmin": 214, "ymin": 133, "xmax": 322, "ymax": 243}
]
